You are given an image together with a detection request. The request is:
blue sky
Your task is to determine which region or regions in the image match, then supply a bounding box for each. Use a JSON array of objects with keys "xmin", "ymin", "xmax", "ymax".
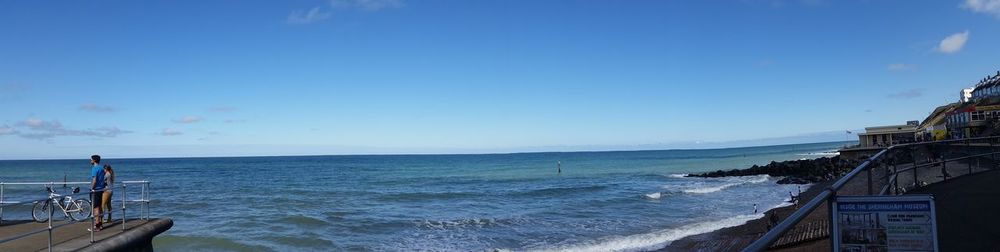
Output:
[{"xmin": 2, "ymin": 0, "xmax": 1000, "ymax": 159}]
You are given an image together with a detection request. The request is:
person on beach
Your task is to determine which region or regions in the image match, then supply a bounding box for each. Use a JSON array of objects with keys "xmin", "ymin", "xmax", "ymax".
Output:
[
  {"xmin": 89, "ymin": 155, "xmax": 107, "ymax": 231},
  {"xmin": 789, "ymin": 191, "xmax": 799, "ymax": 208},
  {"xmin": 102, "ymin": 164, "xmax": 115, "ymax": 223},
  {"xmin": 753, "ymin": 204, "xmax": 758, "ymax": 214}
]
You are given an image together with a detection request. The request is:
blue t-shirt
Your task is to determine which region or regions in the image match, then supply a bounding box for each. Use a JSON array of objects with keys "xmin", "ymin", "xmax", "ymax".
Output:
[{"xmin": 91, "ymin": 164, "xmax": 107, "ymax": 190}]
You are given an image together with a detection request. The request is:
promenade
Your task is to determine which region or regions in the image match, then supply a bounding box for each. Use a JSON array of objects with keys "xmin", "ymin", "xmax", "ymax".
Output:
[
  {"xmin": 776, "ymin": 166, "xmax": 1000, "ymax": 251},
  {"xmin": 0, "ymin": 218, "xmax": 172, "ymax": 252}
]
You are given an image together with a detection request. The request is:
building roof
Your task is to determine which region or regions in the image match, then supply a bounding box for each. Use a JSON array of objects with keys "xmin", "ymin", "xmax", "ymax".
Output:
[
  {"xmin": 972, "ymin": 70, "xmax": 1000, "ymax": 93},
  {"xmin": 861, "ymin": 124, "xmax": 918, "ymax": 135},
  {"xmin": 920, "ymin": 103, "xmax": 959, "ymax": 129}
]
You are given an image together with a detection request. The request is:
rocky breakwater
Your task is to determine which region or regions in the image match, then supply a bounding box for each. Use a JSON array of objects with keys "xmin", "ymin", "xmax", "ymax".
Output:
[{"xmin": 687, "ymin": 156, "xmax": 860, "ymax": 184}]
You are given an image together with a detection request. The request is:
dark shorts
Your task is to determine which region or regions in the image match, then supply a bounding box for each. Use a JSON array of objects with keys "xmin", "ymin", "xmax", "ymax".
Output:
[{"xmin": 91, "ymin": 191, "xmax": 103, "ymax": 209}]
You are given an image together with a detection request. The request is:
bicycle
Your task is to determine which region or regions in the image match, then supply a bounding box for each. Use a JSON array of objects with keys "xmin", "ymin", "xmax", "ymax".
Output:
[{"xmin": 31, "ymin": 186, "xmax": 93, "ymax": 222}]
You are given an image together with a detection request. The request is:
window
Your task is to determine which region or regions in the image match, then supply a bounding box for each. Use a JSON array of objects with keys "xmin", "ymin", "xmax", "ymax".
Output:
[{"xmin": 973, "ymin": 111, "xmax": 985, "ymax": 121}]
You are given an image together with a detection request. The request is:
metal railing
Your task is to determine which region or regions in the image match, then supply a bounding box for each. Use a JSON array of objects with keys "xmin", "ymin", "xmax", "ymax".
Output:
[
  {"xmin": 743, "ymin": 136, "xmax": 1000, "ymax": 251},
  {"xmin": 0, "ymin": 180, "xmax": 152, "ymax": 252}
]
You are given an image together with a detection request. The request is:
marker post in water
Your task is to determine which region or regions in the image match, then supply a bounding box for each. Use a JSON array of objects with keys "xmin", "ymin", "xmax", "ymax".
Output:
[{"xmin": 557, "ymin": 161, "xmax": 561, "ymax": 174}]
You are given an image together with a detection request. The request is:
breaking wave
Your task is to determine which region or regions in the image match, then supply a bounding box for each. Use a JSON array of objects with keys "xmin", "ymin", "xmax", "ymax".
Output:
[
  {"xmin": 796, "ymin": 150, "xmax": 839, "ymax": 156},
  {"xmin": 528, "ymin": 214, "xmax": 763, "ymax": 252},
  {"xmin": 644, "ymin": 192, "xmax": 662, "ymax": 199},
  {"xmin": 671, "ymin": 175, "xmax": 770, "ymax": 194}
]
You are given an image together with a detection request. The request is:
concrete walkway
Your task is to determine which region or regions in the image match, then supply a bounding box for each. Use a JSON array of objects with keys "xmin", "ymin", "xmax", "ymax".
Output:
[
  {"xmin": 775, "ymin": 169, "xmax": 1000, "ymax": 251},
  {"xmin": 0, "ymin": 218, "xmax": 170, "ymax": 252},
  {"xmin": 907, "ymin": 169, "xmax": 1000, "ymax": 251}
]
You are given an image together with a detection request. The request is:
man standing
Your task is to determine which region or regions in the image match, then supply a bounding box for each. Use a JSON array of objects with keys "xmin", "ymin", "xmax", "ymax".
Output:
[{"xmin": 89, "ymin": 155, "xmax": 106, "ymax": 231}]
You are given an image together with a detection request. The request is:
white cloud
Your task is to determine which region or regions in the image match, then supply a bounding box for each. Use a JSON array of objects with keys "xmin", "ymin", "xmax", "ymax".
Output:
[
  {"xmin": 0, "ymin": 125, "xmax": 15, "ymax": 135},
  {"xmin": 962, "ymin": 0, "xmax": 1000, "ymax": 18},
  {"xmin": 79, "ymin": 103, "xmax": 117, "ymax": 113},
  {"xmin": 173, "ymin": 116, "xmax": 204, "ymax": 124},
  {"xmin": 20, "ymin": 118, "xmax": 63, "ymax": 130},
  {"xmin": 287, "ymin": 7, "xmax": 332, "ymax": 24},
  {"xmin": 887, "ymin": 63, "xmax": 916, "ymax": 71},
  {"xmin": 86, "ymin": 127, "xmax": 130, "ymax": 137},
  {"xmin": 936, "ymin": 30, "xmax": 970, "ymax": 54},
  {"xmin": 4, "ymin": 118, "xmax": 131, "ymax": 140},
  {"xmin": 160, "ymin": 128, "xmax": 183, "ymax": 136},
  {"xmin": 331, "ymin": 0, "xmax": 405, "ymax": 11}
]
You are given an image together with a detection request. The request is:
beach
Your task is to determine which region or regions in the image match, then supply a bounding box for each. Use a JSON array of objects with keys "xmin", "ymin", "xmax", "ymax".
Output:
[{"xmin": 661, "ymin": 180, "xmax": 833, "ymax": 251}]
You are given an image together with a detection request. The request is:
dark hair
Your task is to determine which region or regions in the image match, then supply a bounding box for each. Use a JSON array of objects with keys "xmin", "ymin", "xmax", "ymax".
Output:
[{"xmin": 91, "ymin": 155, "xmax": 101, "ymax": 164}]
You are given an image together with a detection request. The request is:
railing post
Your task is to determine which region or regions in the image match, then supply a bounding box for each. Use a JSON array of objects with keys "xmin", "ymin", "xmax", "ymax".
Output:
[
  {"xmin": 144, "ymin": 182, "xmax": 150, "ymax": 220},
  {"xmin": 48, "ymin": 197, "xmax": 53, "ymax": 252},
  {"xmin": 888, "ymin": 163, "xmax": 895, "ymax": 195},
  {"xmin": 122, "ymin": 184, "xmax": 127, "ymax": 231},
  {"xmin": 914, "ymin": 163, "xmax": 919, "ymax": 189},
  {"xmin": 140, "ymin": 182, "xmax": 146, "ymax": 220},
  {"xmin": 867, "ymin": 165, "xmax": 874, "ymax": 195},
  {"xmin": 894, "ymin": 172, "xmax": 900, "ymax": 195},
  {"xmin": 942, "ymin": 158, "xmax": 948, "ymax": 182},
  {"xmin": 827, "ymin": 192, "xmax": 837, "ymax": 251},
  {"xmin": 970, "ymin": 157, "xmax": 974, "ymax": 175},
  {"xmin": 91, "ymin": 190, "xmax": 95, "ymax": 243},
  {"xmin": 1, "ymin": 182, "xmax": 5, "ymax": 225}
]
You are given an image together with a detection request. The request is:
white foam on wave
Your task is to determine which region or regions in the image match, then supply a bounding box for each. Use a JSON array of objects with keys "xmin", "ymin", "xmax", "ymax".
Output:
[
  {"xmin": 772, "ymin": 202, "xmax": 794, "ymax": 209},
  {"xmin": 528, "ymin": 214, "xmax": 763, "ymax": 252},
  {"xmin": 676, "ymin": 175, "xmax": 770, "ymax": 194},
  {"xmin": 796, "ymin": 150, "xmax": 840, "ymax": 156},
  {"xmin": 682, "ymin": 183, "xmax": 738, "ymax": 194},
  {"xmin": 644, "ymin": 192, "xmax": 662, "ymax": 199},
  {"xmin": 666, "ymin": 174, "xmax": 688, "ymax": 178},
  {"xmin": 741, "ymin": 175, "xmax": 769, "ymax": 184}
]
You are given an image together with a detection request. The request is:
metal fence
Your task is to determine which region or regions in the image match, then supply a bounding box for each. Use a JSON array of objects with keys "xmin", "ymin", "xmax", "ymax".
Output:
[
  {"xmin": 743, "ymin": 136, "xmax": 1000, "ymax": 251},
  {"xmin": 0, "ymin": 180, "xmax": 152, "ymax": 252}
]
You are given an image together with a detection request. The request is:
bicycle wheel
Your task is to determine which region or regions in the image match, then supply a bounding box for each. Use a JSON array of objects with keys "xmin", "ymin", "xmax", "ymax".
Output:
[
  {"xmin": 32, "ymin": 201, "xmax": 50, "ymax": 223},
  {"xmin": 69, "ymin": 199, "xmax": 93, "ymax": 221}
]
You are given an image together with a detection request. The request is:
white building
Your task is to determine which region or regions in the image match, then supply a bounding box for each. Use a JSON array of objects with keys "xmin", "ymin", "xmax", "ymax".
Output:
[
  {"xmin": 857, "ymin": 122, "xmax": 919, "ymax": 148},
  {"xmin": 961, "ymin": 88, "xmax": 973, "ymax": 102}
]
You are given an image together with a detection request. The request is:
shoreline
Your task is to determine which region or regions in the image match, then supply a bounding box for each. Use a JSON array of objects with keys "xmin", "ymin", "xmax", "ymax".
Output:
[
  {"xmin": 656, "ymin": 154, "xmax": 854, "ymax": 251},
  {"xmin": 659, "ymin": 179, "xmax": 832, "ymax": 251}
]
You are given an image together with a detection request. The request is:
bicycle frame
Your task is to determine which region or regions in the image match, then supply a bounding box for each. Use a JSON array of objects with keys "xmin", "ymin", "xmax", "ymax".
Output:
[{"xmin": 38, "ymin": 187, "xmax": 85, "ymax": 219}]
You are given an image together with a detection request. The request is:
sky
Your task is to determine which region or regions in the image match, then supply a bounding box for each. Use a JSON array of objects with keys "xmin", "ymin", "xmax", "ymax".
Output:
[{"xmin": 2, "ymin": 0, "xmax": 1000, "ymax": 159}]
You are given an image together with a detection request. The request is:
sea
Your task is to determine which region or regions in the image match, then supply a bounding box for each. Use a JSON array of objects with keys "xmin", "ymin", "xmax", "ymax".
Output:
[{"xmin": 0, "ymin": 141, "xmax": 848, "ymax": 252}]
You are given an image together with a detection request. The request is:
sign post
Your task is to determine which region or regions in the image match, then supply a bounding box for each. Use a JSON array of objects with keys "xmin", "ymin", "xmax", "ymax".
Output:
[{"xmin": 832, "ymin": 195, "xmax": 939, "ymax": 252}]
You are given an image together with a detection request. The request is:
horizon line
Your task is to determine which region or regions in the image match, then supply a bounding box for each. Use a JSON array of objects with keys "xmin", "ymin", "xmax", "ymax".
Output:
[{"xmin": 0, "ymin": 140, "xmax": 855, "ymax": 162}]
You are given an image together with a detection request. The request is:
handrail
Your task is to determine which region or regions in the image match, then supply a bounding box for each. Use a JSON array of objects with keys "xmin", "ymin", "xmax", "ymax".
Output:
[
  {"xmin": 741, "ymin": 148, "xmax": 887, "ymax": 252},
  {"xmin": 743, "ymin": 136, "xmax": 1000, "ymax": 251},
  {"xmin": 0, "ymin": 181, "xmax": 152, "ymax": 251},
  {"xmin": 0, "ymin": 182, "xmax": 89, "ymax": 185}
]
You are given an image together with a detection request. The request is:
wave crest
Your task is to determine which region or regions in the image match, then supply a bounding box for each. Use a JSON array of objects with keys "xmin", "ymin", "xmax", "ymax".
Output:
[
  {"xmin": 670, "ymin": 175, "xmax": 770, "ymax": 194},
  {"xmin": 416, "ymin": 217, "xmax": 525, "ymax": 230},
  {"xmin": 528, "ymin": 214, "xmax": 763, "ymax": 252}
]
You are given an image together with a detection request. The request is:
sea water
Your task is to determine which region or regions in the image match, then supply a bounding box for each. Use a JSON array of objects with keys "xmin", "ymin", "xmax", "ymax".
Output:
[{"xmin": 0, "ymin": 141, "xmax": 848, "ymax": 251}]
